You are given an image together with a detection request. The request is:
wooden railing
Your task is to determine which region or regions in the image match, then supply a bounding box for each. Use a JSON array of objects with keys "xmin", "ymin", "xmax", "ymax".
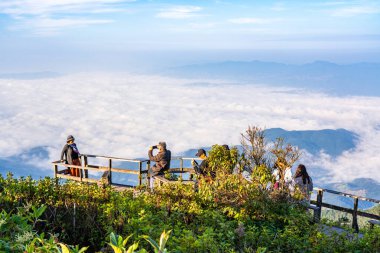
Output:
[
  {"xmin": 310, "ymin": 188, "xmax": 380, "ymax": 232},
  {"xmin": 52, "ymin": 154, "xmax": 197, "ymax": 187},
  {"xmin": 53, "ymin": 158, "xmax": 380, "ymax": 231}
]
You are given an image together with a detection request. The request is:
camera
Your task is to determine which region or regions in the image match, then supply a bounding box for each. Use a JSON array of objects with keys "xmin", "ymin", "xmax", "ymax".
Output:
[{"xmin": 152, "ymin": 145, "xmax": 157, "ymax": 149}]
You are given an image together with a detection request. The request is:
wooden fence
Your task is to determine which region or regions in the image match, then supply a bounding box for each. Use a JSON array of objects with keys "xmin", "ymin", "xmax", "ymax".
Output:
[
  {"xmin": 52, "ymin": 157, "xmax": 380, "ymax": 232},
  {"xmin": 52, "ymin": 154, "xmax": 197, "ymax": 187},
  {"xmin": 311, "ymin": 188, "xmax": 380, "ymax": 232}
]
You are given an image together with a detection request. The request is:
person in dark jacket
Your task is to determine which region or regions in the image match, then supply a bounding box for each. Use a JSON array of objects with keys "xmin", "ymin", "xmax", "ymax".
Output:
[
  {"xmin": 191, "ymin": 149, "xmax": 209, "ymax": 176},
  {"xmin": 60, "ymin": 135, "xmax": 81, "ymax": 177},
  {"xmin": 148, "ymin": 141, "xmax": 171, "ymax": 176},
  {"xmin": 192, "ymin": 148, "xmax": 216, "ymax": 179}
]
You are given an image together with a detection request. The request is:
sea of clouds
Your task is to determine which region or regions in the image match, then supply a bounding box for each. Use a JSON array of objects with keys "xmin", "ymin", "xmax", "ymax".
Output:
[{"xmin": 0, "ymin": 72, "xmax": 379, "ymax": 183}]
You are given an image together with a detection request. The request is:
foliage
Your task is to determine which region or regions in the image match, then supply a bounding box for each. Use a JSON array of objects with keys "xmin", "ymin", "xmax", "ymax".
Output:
[
  {"xmin": 141, "ymin": 229, "xmax": 171, "ymax": 253},
  {"xmin": 1, "ymin": 172, "xmax": 379, "ymax": 252},
  {"xmin": 270, "ymin": 137, "xmax": 301, "ymax": 189},
  {"xmin": 239, "ymin": 126, "xmax": 301, "ymax": 190},
  {"xmin": 108, "ymin": 232, "xmax": 140, "ymax": 253},
  {"xmin": 0, "ymin": 125, "xmax": 379, "ymax": 252},
  {"xmin": 207, "ymin": 144, "xmax": 239, "ymax": 175},
  {"xmin": 0, "ymin": 201, "xmax": 87, "ymax": 252},
  {"xmin": 240, "ymin": 126, "xmax": 268, "ymax": 168}
]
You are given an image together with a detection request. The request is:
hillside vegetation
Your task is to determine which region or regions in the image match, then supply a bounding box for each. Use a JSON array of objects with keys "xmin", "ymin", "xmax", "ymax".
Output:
[{"xmin": 0, "ymin": 126, "xmax": 379, "ymax": 252}]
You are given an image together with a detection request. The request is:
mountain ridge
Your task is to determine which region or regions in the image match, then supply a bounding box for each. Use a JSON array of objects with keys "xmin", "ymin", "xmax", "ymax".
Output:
[{"xmin": 166, "ymin": 60, "xmax": 380, "ymax": 96}]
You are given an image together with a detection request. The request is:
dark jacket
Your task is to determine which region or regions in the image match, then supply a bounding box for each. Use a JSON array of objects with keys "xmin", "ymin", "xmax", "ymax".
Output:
[
  {"xmin": 194, "ymin": 159, "xmax": 215, "ymax": 178},
  {"xmin": 61, "ymin": 143, "xmax": 80, "ymax": 165},
  {"xmin": 148, "ymin": 149, "xmax": 171, "ymax": 174},
  {"xmin": 194, "ymin": 159, "xmax": 208, "ymax": 176}
]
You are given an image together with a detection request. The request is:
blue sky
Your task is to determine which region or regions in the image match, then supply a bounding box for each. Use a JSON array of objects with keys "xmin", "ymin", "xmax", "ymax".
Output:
[{"xmin": 0, "ymin": 0, "xmax": 379, "ymax": 71}]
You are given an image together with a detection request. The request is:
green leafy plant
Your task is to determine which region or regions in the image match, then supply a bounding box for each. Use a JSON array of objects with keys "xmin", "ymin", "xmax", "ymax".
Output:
[
  {"xmin": 142, "ymin": 230, "xmax": 172, "ymax": 253},
  {"xmin": 108, "ymin": 232, "xmax": 141, "ymax": 253}
]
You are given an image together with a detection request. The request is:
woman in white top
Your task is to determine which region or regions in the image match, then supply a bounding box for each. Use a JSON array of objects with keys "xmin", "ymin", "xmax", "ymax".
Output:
[{"xmin": 272, "ymin": 158, "xmax": 293, "ymax": 190}]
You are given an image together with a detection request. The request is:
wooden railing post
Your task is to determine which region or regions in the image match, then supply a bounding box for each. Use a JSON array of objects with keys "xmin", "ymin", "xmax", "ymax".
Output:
[
  {"xmin": 352, "ymin": 197, "xmax": 359, "ymax": 232},
  {"xmin": 146, "ymin": 160, "xmax": 151, "ymax": 188},
  {"xmin": 54, "ymin": 164, "xmax": 58, "ymax": 178},
  {"xmin": 54, "ymin": 164, "xmax": 58, "ymax": 185},
  {"xmin": 79, "ymin": 156, "xmax": 83, "ymax": 182},
  {"xmin": 138, "ymin": 161, "xmax": 142, "ymax": 186},
  {"xmin": 180, "ymin": 158, "xmax": 183, "ymax": 180},
  {"xmin": 108, "ymin": 159, "xmax": 112, "ymax": 185},
  {"xmin": 84, "ymin": 156, "xmax": 88, "ymax": 179},
  {"xmin": 316, "ymin": 189, "xmax": 323, "ymax": 222}
]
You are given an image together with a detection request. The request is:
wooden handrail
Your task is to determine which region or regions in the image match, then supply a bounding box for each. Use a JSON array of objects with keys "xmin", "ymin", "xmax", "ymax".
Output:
[
  {"xmin": 80, "ymin": 154, "xmax": 149, "ymax": 163},
  {"xmin": 311, "ymin": 187, "xmax": 380, "ymax": 232},
  {"xmin": 314, "ymin": 187, "xmax": 380, "ymax": 204},
  {"xmin": 52, "ymin": 154, "xmax": 196, "ymax": 187}
]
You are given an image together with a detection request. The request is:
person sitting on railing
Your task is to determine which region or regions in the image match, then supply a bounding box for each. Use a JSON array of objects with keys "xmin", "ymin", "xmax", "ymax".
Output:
[
  {"xmin": 148, "ymin": 141, "xmax": 171, "ymax": 176},
  {"xmin": 60, "ymin": 135, "xmax": 81, "ymax": 177},
  {"xmin": 293, "ymin": 164, "xmax": 313, "ymax": 201}
]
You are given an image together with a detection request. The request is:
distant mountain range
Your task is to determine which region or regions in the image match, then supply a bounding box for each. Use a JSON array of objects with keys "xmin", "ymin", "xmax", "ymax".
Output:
[
  {"xmin": 0, "ymin": 146, "xmax": 51, "ymax": 179},
  {"xmin": 181, "ymin": 128, "xmax": 358, "ymax": 157},
  {"xmin": 167, "ymin": 60, "xmax": 380, "ymax": 96},
  {"xmin": 264, "ymin": 128, "xmax": 358, "ymax": 157}
]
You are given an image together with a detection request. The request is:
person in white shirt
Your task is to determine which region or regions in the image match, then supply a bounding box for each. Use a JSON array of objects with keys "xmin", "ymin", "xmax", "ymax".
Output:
[{"xmin": 272, "ymin": 158, "xmax": 293, "ymax": 191}]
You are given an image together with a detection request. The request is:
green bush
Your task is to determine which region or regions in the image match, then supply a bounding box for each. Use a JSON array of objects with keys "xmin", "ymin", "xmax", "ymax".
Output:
[{"xmin": 1, "ymin": 173, "xmax": 379, "ymax": 252}]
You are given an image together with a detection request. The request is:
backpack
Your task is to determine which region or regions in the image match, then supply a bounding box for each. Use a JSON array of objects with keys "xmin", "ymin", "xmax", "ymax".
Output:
[
  {"xmin": 307, "ymin": 177, "xmax": 314, "ymax": 192},
  {"xmin": 68, "ymin": 144, "xmax": 80, "ymax": 160}
]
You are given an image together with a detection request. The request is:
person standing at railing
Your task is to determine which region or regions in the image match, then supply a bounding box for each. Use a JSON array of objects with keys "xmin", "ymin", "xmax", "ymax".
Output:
[
  {"xmin": 272, "ymin": 158, "xmax": 293, "ymax": 191},
  {"xmin": 148, "ymin": 142, "xmax": 171, "ymax": 190},
  {"xmin": 293, "ymin": 164, "xmax": 313, "ymax": 201},
  {"xmin": 148, "ymin": 142, "xmax": 171, "ymax": 176},
  {"xmin": 60, "ymin": 135, "xmax": 81, "ymax": 177},
  {"xmin": 191, "ymin": 149, "xmax": 209, "ymax": 177}
]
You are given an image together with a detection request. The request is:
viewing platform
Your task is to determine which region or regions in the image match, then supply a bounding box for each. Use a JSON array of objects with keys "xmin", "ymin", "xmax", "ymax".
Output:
[
  {"xmin": 52, "ymin": 153, "xmax": 197, "ymax": 189},
  {"xmin": 52, "ymin": 154, "xmax": 380, "ymax": 233}
]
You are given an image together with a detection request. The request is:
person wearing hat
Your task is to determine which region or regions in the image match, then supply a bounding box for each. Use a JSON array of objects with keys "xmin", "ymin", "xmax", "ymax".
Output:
[
  {"xmin": 222, "ymin": 144, "xmax": 230, "ymax": 151},
  {"xmin": 60, "ymin": 135, "xmax": 81, "ymax": 177},
  {"xmin": 191, "ymin": 148, "xmax": 210, "ymax": 177},
  {"xmin": 148, "ymin": 141, "xmax": 171, "ymax": 176}
]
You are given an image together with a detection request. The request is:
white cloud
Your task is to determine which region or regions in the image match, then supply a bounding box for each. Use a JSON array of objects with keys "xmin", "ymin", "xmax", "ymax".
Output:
[
  {"xmin": 156, "ymin": 6, "xmax": 202, "ymax": 19},
  {"xmin": 188, "ymin": 22, "xmax": 217, "ymax": 30},
  {"xmin": 331, "ymin": 6, "xmax": 380, "ymax": 17},
  {"xmin": 1, "ymin": 73, "xmax": 380, "ymax": 183},
  {"xmin": 319, "ymin": 1, "xmax": 352, "ymax": 6},
  {"xmin": 271, "ymin": 3, "xmax": 287, "ymax": 12},
  {"xmin": 14, "ymin": 17, "xmax": 114, "ymax": 35},
  {"xmin": 0, "ymin": 0, "xmax": 133, "ymax": 16},
  {"xmin": 0, "ymin": 0, "xmax": 133, "ymax": 34},
  {"xmin": 228, "ymin": 17, "xmax": 280, "ymax": 25},
  {"xmin": 36, "ymin": 18, "xmax": 113, "ymax": 28}
]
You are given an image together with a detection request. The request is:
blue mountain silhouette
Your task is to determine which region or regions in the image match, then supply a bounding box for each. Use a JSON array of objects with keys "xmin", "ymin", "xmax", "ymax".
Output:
[
  {"xmin": 168, "ymin": 60, "xmax": 380, "ymax": 96},
  {"xmin": 264, "ymin": 128, "xmax": 358, "ymax": 156}
]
